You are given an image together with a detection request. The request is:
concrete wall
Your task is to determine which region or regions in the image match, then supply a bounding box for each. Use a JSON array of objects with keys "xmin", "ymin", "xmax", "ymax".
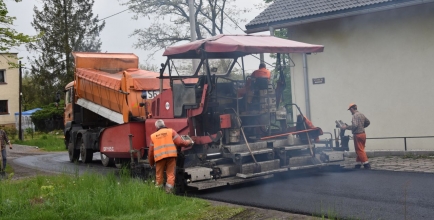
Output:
[
  {"xmin": 287, "ymin": 4, "xmax": 434, "ymax": 150},
  {"xmin": 0, "ymin": 54, "xmax": 19, "ymax": 126}
]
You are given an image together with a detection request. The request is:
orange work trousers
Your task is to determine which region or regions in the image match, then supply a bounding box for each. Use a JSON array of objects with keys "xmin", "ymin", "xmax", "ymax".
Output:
[
  {"xmin": 354, "ymin": 133, "xmax": 368, "ymax": 163},
  {"xmin": 155, "ymin": 157, "xmax": 176, "ymax": 187}
]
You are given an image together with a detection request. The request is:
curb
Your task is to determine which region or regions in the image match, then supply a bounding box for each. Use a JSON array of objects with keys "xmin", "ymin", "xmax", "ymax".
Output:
[
  {"xmin": 344, "ymin": 150, "xmax": 434, "ymax": 158},
  {"xmin": 12, "ymin": 144, "xmax": 38, "ymax": 148}
]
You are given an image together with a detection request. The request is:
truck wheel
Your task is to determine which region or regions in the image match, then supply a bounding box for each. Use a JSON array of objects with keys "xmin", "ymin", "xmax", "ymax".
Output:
[
  {"xmin": 79, "ymin": 138, "xmax": 93, "ymax": 163},
  {"xmin": 101, "ymin": 153, "xmax": 114, "ymax": 167},
  {"xmin": 68, "ymin": 142, "xmax": 79, "ymax": 162}
]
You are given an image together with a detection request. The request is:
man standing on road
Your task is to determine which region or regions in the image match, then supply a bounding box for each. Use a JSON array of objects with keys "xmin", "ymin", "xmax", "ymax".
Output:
[
  {"xmin": 148, "ymin": 119, "xmax": 193, "ymax": 193},
  {"xmin": 0, "ymin": 128, "xmax": 13, "ymax": 171},
  {"xmin": 341, "ymin": 103, "xmax": 371, "ymax": 169}
]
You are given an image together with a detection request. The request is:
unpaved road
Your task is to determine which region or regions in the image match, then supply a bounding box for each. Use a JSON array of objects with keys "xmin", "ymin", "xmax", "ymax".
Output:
[{"xmin": 7, "ymin": 145, "xmax": 319, "ymax": 220}]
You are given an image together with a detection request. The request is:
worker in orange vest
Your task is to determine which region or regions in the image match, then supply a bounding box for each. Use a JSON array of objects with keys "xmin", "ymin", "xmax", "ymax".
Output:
[
  {"xmin": 148, "ymin": 119, "xmax": 193, "ymax": 193},
  {"xmin": 238, "ymin": 63, "xmax": 271, "ymax": 101},
  {"xmin": 251, "ymin": 63, "xmax": 271, "ymax": 79}
]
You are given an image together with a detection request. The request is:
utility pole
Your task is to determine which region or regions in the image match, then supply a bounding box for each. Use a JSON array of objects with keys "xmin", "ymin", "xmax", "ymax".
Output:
[
  {"xmin": 18, "ymin": 61, "xmax": 23, "ymax": 141},
  {"xmin": 63, "ymin": 0, "xmax": 70, "ymax": 80},
  {"xmin": 188, "ymin": 0, "xmax": 199, "ymax": 72}
]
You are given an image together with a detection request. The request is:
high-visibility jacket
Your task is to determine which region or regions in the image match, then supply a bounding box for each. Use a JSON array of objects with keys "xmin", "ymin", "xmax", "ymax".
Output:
[
  {"xmin": 150, "ymin": 128, "xmax": 178, "ymax": 163},
  {"xmin": 252, "ymin": 68, "xmax": 271, "ymax": 79}
]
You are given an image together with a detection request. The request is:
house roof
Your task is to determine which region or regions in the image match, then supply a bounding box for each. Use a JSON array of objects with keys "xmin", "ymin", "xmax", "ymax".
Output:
[{"xmin": 245, "ymin": 0, "xmax": 434, "ymax": 33}]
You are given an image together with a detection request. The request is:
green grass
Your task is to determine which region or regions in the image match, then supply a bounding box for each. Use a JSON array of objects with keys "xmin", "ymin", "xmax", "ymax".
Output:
[
  {"xmin": 13, "ymin": 131, "xmax": 65, "ymax": 151},
  {"xmin": 0, "ymin": 172, "xmax": 243, "ymax": 220}
]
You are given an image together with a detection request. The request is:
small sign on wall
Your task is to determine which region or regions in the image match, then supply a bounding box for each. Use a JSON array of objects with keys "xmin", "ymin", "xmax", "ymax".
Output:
[{"xmin": 312, "ymin": 77, "xmax": 325, "ymax": 84}]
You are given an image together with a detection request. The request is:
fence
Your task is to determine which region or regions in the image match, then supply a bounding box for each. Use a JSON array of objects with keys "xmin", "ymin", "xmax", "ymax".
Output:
[{"xmin": 366, "ymin": 136, "xmax": 434, "ymax": 151}]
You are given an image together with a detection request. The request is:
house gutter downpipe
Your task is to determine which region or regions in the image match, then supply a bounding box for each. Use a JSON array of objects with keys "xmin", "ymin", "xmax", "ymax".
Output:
[{"xmin": 303, "ymin": 53, "xmax": 311, "ymax": 120}]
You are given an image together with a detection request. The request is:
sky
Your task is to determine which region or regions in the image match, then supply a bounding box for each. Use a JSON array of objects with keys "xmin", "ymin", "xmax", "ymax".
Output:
[{"xmin": 6, "ymin": 0, "xmax": 271, "ymax": 73}]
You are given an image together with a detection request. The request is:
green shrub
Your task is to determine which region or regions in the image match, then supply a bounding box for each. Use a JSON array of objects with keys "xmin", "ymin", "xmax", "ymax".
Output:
[
  {"xmin": 25, "ymin": 127, "xmax": 35, "ymax": 139},
  {"xmin": 0, "ymin": 126, "xmax": 18, "ymax": 139},
  {"xmin": 31, "ymin": 101, "xmax": 64, "ymax": 131}
]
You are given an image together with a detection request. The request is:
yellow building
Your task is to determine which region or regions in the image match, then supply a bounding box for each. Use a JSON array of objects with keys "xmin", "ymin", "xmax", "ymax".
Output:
[{"xmin": 0, "ymin": 53, "xmax": 19, "ymax": 127}]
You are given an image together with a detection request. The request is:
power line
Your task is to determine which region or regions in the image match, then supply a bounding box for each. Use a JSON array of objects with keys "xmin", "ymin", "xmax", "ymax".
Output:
[
  {"xmin": 98, "ymin": 5, "xmax": 140, "ymax": 22},
  {"xmin": 216, "ymin": 5, "xmax": 245, "ymax": 33},
  {"xmin": 98, "ymin": 8, "xmax": 130, "ymax": 21}
]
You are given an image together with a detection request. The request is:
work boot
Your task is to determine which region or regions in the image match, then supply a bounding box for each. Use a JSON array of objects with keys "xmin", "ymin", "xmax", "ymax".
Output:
[
  {"xmin": 354, "ymin": 164, "xmax": 362, "ymax": 169},
  {"xmin": 363, "ymin": 163, "xmax": 371, "ymax": 169},
  {"xmin": 165, "ymin": 186, "xmax": 173, "ymax": 194}
]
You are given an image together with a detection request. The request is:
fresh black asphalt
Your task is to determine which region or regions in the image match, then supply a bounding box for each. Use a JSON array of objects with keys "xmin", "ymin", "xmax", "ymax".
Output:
[
  {"xmin": 192, "ymin": 168, "xmax": 434, "ymax": 220},
  {"xmin": 14, "ymin": 153, "xmax": 434, "ymax": 220}
]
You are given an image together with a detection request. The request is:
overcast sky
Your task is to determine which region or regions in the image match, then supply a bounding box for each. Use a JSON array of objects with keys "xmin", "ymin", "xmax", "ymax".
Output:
[{"xmin": 6, "ymin": 0, "xmax": 272, "ymax": 72}]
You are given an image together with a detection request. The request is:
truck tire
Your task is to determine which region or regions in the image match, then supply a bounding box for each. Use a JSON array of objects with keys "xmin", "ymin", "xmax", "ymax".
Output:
[
  {"xmin": 101, "ymin": 153, "xmax": 114, "ymax": 167},
  {"xmin": 79, "ymin": 138, "xmax": 93, "ymax": 163},
  {"xmin": 68, "ymin": 142, "xmax": 80, "ymax": 162}
]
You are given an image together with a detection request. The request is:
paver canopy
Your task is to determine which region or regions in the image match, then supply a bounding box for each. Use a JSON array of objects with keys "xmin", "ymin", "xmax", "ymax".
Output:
[{"xmin": 163, "ymin": 34, "xmax": 324, "ymax": 59}]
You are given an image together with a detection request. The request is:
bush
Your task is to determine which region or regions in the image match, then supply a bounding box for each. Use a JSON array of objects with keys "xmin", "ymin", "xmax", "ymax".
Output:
[
  {"xmin": 31, "ymin": 101, "xmax": 64, "ymax": 132},
  {"xmin": 0, "ymin": 126, "xmax": 18, "ymax": 139},
  {"xmin": 25, "ymin": 127, "xmax": 35, "ymax": 139}
]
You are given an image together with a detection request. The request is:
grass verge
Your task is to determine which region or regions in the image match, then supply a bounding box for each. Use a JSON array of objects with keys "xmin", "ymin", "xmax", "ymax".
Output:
[
  {"xmin": 0, "ymin": 172, "xmax": 243, "ymax": 220},
  {"xmin": 13, "ymin": 132, "xmax": 65, "ymax": 151}
]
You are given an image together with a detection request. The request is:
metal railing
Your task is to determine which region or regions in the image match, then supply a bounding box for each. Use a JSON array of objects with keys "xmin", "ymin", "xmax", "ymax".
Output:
[{"xmin": 366, "ymin": 136, "xmax": 434, "ymax": 151}]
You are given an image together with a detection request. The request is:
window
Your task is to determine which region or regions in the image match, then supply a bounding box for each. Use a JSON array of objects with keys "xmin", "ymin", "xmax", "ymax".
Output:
[
  {"xmin": 0, "ymin": 100, "xmax": 8, "ymax": 114},
  {"xmin": 0, "ymin": 70, "xmax": 5, "ymax": 83},
  {"xmin": 65, "ymin": 89, "xmax": 71, "ymax": 105}
]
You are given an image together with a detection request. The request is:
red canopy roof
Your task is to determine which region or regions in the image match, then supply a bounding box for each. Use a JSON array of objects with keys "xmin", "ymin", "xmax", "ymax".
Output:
[{"xmin": 163, "ymin": 35, "xmax": 324, "ymax": 59}]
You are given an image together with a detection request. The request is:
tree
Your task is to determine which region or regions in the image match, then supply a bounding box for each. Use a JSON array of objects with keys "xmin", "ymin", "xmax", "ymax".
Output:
[
  {"xmin": 0, "ymin": 0, "xmax": 36, "ymax": 65},
  {"xmin": 270, "ymin": 28, "xmax": 293, "ymax": 115},
  {"xmin": 22, "ymin": 70, "xmax": 40, "ymax": 111},
  {"xmin": 27, "ymin": 0, "xmax": 105, "ymax": 106},
  {"xmin": 120, "ymin": 0, "xmax": 248, "ymax": 59}
]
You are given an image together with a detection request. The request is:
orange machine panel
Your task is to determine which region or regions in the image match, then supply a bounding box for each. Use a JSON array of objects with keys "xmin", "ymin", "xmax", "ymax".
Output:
[{"xmin": 220, "ymin": 114, "xmax": 232, "ymax": 129}]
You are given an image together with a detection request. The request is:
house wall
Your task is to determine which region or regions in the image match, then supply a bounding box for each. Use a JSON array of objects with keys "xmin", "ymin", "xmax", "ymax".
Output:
[
  {"xmin": 0, "ymin": 54, "xmax": 19, "ymax": 127},
  {"xmin": 287, "ymin": 4, "xmax": 434, "ymax": 150}
]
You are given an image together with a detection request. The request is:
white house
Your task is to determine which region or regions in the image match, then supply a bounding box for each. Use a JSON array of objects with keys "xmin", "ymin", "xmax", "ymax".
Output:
[{"xmin": 246, "ymin": 0, "xmax": 434, "ymax": 150}]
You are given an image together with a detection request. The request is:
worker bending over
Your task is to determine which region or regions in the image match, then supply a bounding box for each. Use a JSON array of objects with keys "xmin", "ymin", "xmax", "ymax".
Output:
[
  {"xmin": 148, "ymin": 119, "xmax": 193, "ymax": 193},
  {"xmin": 341, "ymin": 103, "xmax": 371, "ymax": 169}
]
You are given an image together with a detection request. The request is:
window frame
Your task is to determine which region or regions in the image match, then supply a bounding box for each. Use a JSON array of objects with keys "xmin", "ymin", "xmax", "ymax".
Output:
[
  {"xmin": 0, "ymin": 69, "xmax": 5, "ymax": 84},
  {"xmin": 0, "ymin": 100, "xmax": 8, "ymax": 115}
]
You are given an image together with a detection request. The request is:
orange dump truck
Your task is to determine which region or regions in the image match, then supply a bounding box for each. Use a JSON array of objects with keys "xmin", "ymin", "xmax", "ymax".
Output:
[{"xmin": 64, "ymin": 52, "xmax": 169, "ymax": 167}]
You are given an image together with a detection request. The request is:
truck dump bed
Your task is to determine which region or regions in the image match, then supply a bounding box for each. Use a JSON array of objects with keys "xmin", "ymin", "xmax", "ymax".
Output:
[{"xmin": 73, "ymin": 52, "xmax": 170, "ymax": 123}]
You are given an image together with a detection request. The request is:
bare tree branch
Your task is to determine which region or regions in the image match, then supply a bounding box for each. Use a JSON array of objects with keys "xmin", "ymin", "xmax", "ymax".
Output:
[{"xmin": 119, "ymin": 0, "xmax": 249, "ymax": 56}]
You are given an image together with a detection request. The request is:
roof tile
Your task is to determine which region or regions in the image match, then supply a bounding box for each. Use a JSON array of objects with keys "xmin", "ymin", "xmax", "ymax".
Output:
[{"xmin": 246, "ymin": 0, "xmax": 398, "ymax": 28}]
